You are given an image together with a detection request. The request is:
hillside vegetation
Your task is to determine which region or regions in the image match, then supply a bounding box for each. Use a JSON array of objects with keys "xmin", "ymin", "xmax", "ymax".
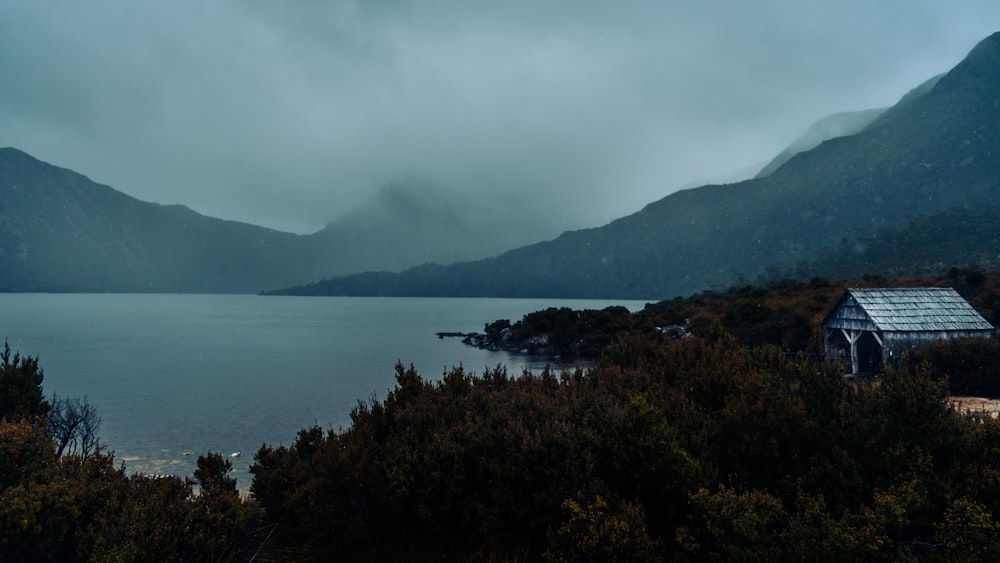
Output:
[
  {"xmin": 473, "ymin": 267, "xmax": 1000, "ymax": 364},
  {"xmin": 4, "ymin": 271, "xmax": 1000, "ymax": 560}
]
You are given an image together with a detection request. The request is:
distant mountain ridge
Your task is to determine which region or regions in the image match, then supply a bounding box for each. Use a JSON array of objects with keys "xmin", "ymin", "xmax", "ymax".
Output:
[
  {"xmin": 755, "ymin": 108, "xmax": 887, "ymax": 178},
  {"xmin": 272, "ymin": 31, "xmax": 1000, "ymax": 299},
  {"xmin": 316, "ymin": 180, "xmax": 562, "ymax": 274},
  {"xmin": 5, "ymin": 32, "xmax": 999, "ymax": 297},
  {"xmin": 0, "ymin": 147, "xmax": 331, "ymax": 292},
  {"xmin": 0, "ymin": 149, "xmax": 558, "ymax": 293},
  {"xmin": 756, "ymin": 73, "xmax": 943, "ymax": 179}
]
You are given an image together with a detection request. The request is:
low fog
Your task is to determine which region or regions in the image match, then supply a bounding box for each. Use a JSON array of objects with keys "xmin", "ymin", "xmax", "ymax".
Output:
[{"xmin": 2, "ymin": 1, "xmax": 999, "ymax": 239}]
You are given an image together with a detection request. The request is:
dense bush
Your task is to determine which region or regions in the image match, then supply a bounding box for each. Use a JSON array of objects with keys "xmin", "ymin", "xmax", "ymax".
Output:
[
  {"xmin": 4, "ymin": 271, "xmax": 1000, "ymax": 560},
  {"xmin": 0, "ymin": 343, "xmax": 265, "ymax": 562},
  {"xmin": 484, "ymin": 305, "xmax": 638, "ymax": 357},
  {"xmin": 481, "ymin": 269, "xmax": 1000, "ymax": 361},
  {"xmin": 249, "ymin": 331, "xmax": 1000, "ymax": 560},
  {"xmin": 0, "ymin": 424, "xmax": 266, "ymax": 561},
  {"xmin": 912, "ymin": 337, "xmax": 1000, "ymax": 396},
  {"xmin": 0, "ymin": 341, "xmax": 49, "ymax": 421}
]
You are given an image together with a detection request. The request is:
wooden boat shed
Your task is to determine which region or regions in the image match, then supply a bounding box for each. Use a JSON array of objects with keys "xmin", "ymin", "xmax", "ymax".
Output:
[{"xmin": 823, "ymin": 288, "xmax": 995, "ymax": 376}]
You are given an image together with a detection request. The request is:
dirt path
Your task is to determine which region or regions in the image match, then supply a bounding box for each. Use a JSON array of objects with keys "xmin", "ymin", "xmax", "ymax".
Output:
[{"xmin": 950, "ymin": 396, "xmax": 1000, "ymax": 416}]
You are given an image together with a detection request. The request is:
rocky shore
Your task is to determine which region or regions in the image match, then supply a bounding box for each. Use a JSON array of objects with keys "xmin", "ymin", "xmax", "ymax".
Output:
[{"xmin": 437, "ymin": 330, "xmax": 560, "ymax": 357}]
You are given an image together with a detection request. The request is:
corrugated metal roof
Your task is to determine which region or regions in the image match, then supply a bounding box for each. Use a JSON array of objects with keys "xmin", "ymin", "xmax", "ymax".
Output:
[{"xmin": 845, "ymin": 288, "xmax": 995, "ymax": 332}]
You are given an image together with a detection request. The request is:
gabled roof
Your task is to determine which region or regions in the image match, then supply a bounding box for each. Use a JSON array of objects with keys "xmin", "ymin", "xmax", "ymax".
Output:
[{"xmin": 825, "ymin": 287, "xmax": 995, "ymax": 332}]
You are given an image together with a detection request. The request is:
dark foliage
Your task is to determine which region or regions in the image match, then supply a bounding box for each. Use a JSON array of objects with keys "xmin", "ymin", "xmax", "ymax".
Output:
[
  {"xmin": 0, "ymin": 346, "xmax": 268, "ymax": 562},
  {"xmin": 913, "ymin": 337, "xmax": 1000, "ymax": 396},
  {"xmin": 473, "ymin": 269, "xmax": 1000, "ymax": 362},
  {"xmin": 481, "ymin": 305, "xmax": 638, "ymax": 358},
  {"xmin": 4, "ymin": 269, "xmax": 1000, "ymax": 559},
  {"xmin": 0, "ymin": 340, "xmax": 49, "ymax": 421},
  {"xmin": 249, "ymin": 324, "xmax": 1000, "ymax": 560}
]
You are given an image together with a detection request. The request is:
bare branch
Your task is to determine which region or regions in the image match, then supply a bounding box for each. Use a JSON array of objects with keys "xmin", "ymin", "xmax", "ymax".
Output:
[{"xmin": 48, "ymin": 394, "xmax": 103, "ymax": 459}]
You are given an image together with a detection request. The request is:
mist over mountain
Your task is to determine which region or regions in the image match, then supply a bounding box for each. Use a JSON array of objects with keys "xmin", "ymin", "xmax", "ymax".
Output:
[
  {"xmin": 756, "ymin": 74, "xmax": 943, "ymax": 179},
  {"xmin": 273, "ymin": 31, "xmax": 1000, "ymax": 300},
  {"xmin": 754, "ymin": 108, "xmax": 886, "ymax": 178},
  {"xmin": 5, "ymin": 32, "xmax": 999, "ymax": 297},
  {"xmin": 314, "ymin": 180, "xmax": 562, "ymax": 275},
  {"xmin": 0, "ymin": 150, "xmax": 561, "ymax": 292}
]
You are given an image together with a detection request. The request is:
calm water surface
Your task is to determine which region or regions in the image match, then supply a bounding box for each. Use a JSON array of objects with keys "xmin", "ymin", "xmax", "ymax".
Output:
[{"xmin": 1, "ymin": 294, "xmax": 648, "ymax": 488}]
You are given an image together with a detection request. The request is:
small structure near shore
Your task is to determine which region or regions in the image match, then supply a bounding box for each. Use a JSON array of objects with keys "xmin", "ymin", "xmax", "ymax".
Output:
[{"xmin": 823, "ymin": 287, "xmax": 995, "ymax": 376}]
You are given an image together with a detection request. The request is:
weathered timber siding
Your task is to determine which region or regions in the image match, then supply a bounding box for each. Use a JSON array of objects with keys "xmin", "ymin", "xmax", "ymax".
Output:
[{"xmin": 822, "ymin": 288, "xmax": 995, "ymax": 375}]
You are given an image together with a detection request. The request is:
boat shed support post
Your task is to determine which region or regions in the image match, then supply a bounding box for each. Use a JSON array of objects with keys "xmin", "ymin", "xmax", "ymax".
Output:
[
  {"xmin": 871, "ymin": 332, "xmax": 887, "ymax": 370},
  {"xmin": 841, "ymin": 329, "xmax": 861, "ymax": 375}
]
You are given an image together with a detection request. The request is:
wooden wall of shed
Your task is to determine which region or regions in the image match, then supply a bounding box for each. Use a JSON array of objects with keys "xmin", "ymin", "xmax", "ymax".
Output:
[
  {"xmin": 882, "ymin": 330, "xmax": 995, "ymax": 364},
  {"xmin": 824, "ymin": 299, "xmax": 877, "ymax": 332},
  {"xmin": 825, "ymin": 328, "xmax": 995, "ymax": 375}
]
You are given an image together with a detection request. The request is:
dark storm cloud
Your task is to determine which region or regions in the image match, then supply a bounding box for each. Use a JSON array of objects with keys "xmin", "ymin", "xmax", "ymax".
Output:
[{"xmin": 1, "ymin": 1, "xmax": 999, "ymax": 233}]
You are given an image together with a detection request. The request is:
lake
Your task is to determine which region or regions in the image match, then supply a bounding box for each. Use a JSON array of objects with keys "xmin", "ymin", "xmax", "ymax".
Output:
[{"xmin": 0, "ymin": 294, "xmax": 649, "ymax": 489}]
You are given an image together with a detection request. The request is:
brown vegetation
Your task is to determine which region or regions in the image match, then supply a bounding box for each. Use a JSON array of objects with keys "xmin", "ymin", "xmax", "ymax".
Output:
[{"xmin": 2, "ymin": 270, "xmax": 999, "ymax": 560}]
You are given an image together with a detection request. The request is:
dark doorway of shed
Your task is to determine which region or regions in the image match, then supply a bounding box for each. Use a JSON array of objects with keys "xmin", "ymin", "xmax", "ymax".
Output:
[
  {"xmin": 855, "ymin": 332, "xmax": 883, "ymax": 376},
  {"xmin": 826, "ymin": 330, "xmax": 883, "ymax": 376}
]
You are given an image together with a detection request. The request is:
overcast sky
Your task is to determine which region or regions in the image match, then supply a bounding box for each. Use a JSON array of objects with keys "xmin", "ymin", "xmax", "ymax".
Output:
[{"xmin": 2, "ymin": 1, "xmax": 999, "ymax": 234}]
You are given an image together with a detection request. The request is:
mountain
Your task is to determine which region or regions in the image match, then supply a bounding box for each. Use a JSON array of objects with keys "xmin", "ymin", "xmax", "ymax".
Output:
[
  {"xmin": 0, "ymin": 148, "xmax": 335, "ymax": 292},
  {"xmin": 314, "ymin": 180, "xmax": 562, "ymax": 276},
  {"xmin": 0, "ymin": 151, "xmax": 564, "ymax": 292},
  {"xmin": 755, "ymin": 108, "xmax": 886, "ymax": 179},
  {"xmin": 755, "ymin": 73, "xmax": 943, "ymax": 179},
  {"xmin": 272, "ymin": 31, "xmax": 1000, "ymax": 299}
]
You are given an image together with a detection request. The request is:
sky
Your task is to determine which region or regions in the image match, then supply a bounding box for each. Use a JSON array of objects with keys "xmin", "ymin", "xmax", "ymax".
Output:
[{"xmin": 2, "ymin": 1, "xmax": 999, "ymax": 235}]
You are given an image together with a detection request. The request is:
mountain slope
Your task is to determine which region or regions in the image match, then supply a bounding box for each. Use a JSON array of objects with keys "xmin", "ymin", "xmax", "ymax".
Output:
[
  {"xmin": 274, "ymin": 31, "xmax": 1000, "ymax": 299},
  {"xmin": 0, "ymin": 149, "xmax": 571, "ymax": 292},
  {"xmin": 755, "ymin": 108, "xmax": 887, "ymax": 179},
  {"xmin": 755, "ymin": 73, "xmax": 943, "ymax": 179},
  {"xmin": 0, "ymin": 148, "xmax": 334, "ymax": 292},
  {"xmin": 313, "ymin": 180, "xmax": 562, "ymax": 276}
]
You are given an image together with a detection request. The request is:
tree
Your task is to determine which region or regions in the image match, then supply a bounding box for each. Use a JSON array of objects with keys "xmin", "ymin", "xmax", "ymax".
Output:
[
  {"xmin": 0, "ymin": 341, "xmax": 49, "ymax": 421},
  {"xmin": 935, "ymin": 497, "xmax": 1000, "ymax": 562},
  {"xmin": 0, "ymin": 419, "xmax": 75, "ymax": 561},
  {"xmin": 194, "ymin": 451, "xmax": 236, "ymax": 495},
  {"xmin": 545, "ymin": 493, "xmax": 661, "ymax": 562},
  {"xmin": 676, "ymin": 486, "xmax": 788, "ymax": 561},
  {"xmin": 190, "ymin": 452, "xmax": 262, "ymax": 561},
  {"xmin": 48, "ymin": 394, "xmax": 102, "ymax": 459}
]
